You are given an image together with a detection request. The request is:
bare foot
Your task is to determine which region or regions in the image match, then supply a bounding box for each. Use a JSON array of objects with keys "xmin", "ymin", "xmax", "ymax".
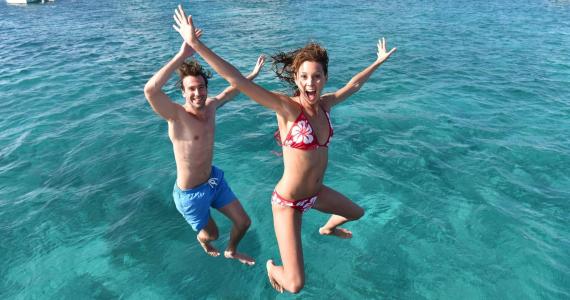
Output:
[
  {"xmin": 319, "ymin": 227, "xmax": 353, "ymax": 239},
  {"xmin": 196, "ymin": 236, "xmax": 220, "ymax": 257},
  {"xmin": 266, "ymin": 260, "xmax": 284, "ymax": 293},
  {"xmin": 224, "ymin": 250, "xmax": 255, "ymax": 266}
]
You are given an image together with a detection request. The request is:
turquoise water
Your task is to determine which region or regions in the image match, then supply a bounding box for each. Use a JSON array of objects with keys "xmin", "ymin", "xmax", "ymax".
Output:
[{"xmin": 1, "ymin": 0, "xmax": 569, "ymax": 298}]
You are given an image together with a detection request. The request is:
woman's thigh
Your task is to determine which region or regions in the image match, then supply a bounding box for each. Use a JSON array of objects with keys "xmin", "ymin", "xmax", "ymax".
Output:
[{"xmin": 312, "ymin": 185, "xmax": 363, "ymax": 219}]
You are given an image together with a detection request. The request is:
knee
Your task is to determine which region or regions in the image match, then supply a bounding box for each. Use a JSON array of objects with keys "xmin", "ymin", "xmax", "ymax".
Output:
[
  {"xmin": 286, "ymin": 278, "xmax": 305, "ymax": 294},
  {"xmin": 351, "ymin": 206, "xmax": 365, "ymax": 221},
  {"xmin": 284, "ymin": 273, "xmax": 304, "ymax": 294},
  {"xmin": 235, "ymin": 216, "xmax": 251, "ymax": 231}
]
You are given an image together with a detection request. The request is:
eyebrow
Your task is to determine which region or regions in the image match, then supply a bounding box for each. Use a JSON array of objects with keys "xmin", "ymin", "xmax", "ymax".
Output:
[{"xmin": 187, "ymin": 85, "xmax": 206, "ymax": 90}]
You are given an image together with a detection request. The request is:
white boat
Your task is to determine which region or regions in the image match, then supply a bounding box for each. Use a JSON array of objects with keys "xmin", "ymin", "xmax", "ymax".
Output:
[
  {"xmin": 6, "ymin": 0, "xmax": 53, "ymax": 4},
  {"xmin": 6, "ymin": 0, "xmax": 39, "ymax": 3}
]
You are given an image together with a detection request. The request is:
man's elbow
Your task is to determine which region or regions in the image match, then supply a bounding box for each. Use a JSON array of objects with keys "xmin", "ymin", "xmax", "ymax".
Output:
[
  {"xmin": 143, "ymin": 81, "xmax": 158, "ymax": 98},
  {"xmin": 228, "ymin": 80, "xmax": 240, "ymax": 89}
]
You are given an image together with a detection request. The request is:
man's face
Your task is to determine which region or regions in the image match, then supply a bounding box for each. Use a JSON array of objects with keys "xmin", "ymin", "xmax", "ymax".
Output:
[{"xmin": 182, "ymin": 75, "xmax": 208, "ymax": 109}]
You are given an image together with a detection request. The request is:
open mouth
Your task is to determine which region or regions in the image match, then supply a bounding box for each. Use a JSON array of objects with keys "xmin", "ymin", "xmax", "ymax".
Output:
[{"xmin": 305, "ymin": 91, "xmax": 317, "ymax": 101}]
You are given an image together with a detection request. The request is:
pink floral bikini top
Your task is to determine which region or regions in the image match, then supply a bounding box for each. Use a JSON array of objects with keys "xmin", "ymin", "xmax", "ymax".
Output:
[{"xmin": 274, "ymin": 105, "xmax": 334, "ymax": 150}]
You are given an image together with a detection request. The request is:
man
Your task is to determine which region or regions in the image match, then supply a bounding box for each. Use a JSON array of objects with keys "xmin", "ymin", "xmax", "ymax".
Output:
[{"xmin": 144, "ymin": 30, "xmax": 265, "ymax": 266}]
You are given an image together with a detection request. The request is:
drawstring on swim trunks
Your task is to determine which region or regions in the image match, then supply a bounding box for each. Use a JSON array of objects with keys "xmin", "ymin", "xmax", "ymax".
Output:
[{"xmin": 208, "ymin": 178, "xmax": 218, "ymax": 188}]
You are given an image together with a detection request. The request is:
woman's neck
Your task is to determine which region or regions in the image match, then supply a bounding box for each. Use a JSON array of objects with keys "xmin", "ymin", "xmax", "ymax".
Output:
[{"xmin": 296, "ymin": 96, "xmax": 319, "ymax": 116}]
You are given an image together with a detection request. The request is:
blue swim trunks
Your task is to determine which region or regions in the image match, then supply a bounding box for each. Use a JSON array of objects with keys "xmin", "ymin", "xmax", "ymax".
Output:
[{"xmin": 172, "ymin": 166, "xmax": 237, "ymax": 231}]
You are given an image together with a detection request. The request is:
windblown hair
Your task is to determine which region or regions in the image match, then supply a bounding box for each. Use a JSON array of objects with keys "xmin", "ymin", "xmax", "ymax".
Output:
[
  {"xmin": 176, "ymin": 59, "xmax": 212, "ymax": 90},
  {"xmin": 271, "ymin": 42, "xmax": 329, "ymax": 96}
]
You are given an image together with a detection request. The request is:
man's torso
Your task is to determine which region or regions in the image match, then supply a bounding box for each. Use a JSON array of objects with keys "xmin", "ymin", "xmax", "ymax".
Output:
[{"xmin": 169, "ymin": 98, "xmax": 217, "ymax": 189}]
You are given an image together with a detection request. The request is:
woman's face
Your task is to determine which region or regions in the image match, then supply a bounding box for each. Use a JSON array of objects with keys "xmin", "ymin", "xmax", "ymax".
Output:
[{"xmin": 295, "ymin": 61, "xmax": 327, "ymax": 105}]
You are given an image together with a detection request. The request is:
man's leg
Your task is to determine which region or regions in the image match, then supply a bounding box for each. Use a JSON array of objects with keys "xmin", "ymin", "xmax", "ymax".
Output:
[
  {"xmin": 217, "ymin": 200, "xmax": 255, "ymax": 265},
  {"xmin": 197, "ymin": 216, "xmax": 220, "ymax": 257}
]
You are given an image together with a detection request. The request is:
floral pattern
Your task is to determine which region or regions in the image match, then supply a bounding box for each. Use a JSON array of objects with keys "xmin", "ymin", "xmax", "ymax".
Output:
[
  {"xmin": 271, "ymin": 192, "xmax": 317, "ymax": 213},
  {"xmin": 290, "ymin": 120, "xmax": 314, "ymax": 144}
]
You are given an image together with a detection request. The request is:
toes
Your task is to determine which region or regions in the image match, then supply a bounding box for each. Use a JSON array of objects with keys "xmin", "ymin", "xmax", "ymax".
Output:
[
  {"xmin": 338, "ymin": 228, "xmax": 353, "ymax": 239},
  {"xmin": 266, "ymin": 260, "xmax": 284, "ymax": 293},
  {"xmin": 319, "ymin": 227, "xmax": 353, "ymax": 239},
  {"xmin": 197, "ymin": 238, "xmax": 220, "ymax": 256},
  {"xmin": 339, "ymin": 228, "xmax": 351, "ymax": 234},
  {"xmin": 225, "ymin": 251, "xmax": 255, "ymax": 265}
]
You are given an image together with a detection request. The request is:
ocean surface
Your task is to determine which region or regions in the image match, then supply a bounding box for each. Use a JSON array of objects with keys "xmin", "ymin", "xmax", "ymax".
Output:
[{"xmin": 1, "ymin": 0, "xmax": 569, "ymax": 299}]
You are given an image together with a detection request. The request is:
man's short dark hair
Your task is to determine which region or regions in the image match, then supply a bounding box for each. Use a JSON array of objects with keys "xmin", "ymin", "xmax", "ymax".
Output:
[{"xmin": 176, "ymin": 59, "xmax": 213, "ymax": 90}]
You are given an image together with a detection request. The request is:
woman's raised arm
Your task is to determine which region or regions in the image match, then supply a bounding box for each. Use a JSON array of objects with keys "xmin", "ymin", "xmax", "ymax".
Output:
[
  {"xmin": 173, "ymin": 5, "xmax": 295, "ymax": 117},
  {"xmin": 324, "ymin": 38, "xmax": 396, "ymax": 108}
]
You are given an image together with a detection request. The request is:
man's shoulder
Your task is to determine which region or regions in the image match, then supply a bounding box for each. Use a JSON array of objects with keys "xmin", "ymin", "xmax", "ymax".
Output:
[
  {"xmin": 205, "ymin": 96, "xmax": 219, "ymax": 105},
  {"xmin": 165, "ymin": 101, "xmax": 186, "ymax": 115},
  {"xmin": 205, "ymin": 96, "xmax": 222, "ymax": 112}
]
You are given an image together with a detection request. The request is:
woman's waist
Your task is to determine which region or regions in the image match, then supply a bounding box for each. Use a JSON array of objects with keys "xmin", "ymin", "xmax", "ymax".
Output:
[
  {"xmin": 275, "ymin": 174, "xmax": 324, "ymax": 200},
  {"xmin": 282, "ymin": 151, "xmax": 327, "ymax": 174}
]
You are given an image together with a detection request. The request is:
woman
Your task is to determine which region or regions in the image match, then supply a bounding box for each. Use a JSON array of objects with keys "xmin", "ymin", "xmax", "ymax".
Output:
[{"xmin": 173, "ymin": 5, "xmax": 396, "ymax": 293}]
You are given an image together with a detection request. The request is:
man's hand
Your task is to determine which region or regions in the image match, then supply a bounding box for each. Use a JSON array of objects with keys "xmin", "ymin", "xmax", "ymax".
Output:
[{"xmin": 250, "ymin": 55, "xmax": 266, "ymax": 77}]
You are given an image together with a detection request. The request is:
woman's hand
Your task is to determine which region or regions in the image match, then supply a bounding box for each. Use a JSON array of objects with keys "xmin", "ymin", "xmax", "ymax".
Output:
[
  {"xmin": 178, "ymin": 25, "xmax": 202, "ymax": 57},
  {"xmin": 376, "ymin": 37, "xmax": 397, "ymax": 64},
  {"xmin": 173, "ymin": 5, "xmax": 200, "ymax": 47}
]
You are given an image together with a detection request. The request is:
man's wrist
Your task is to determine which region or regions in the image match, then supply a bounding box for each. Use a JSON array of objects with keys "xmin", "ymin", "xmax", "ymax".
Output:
[
  {"xmin": 176, "ymin": 51, "xmax": 190, "ymax": 59},
  {"xmin": 246, "ymin": 72, "xmax": 257, "ymax": 80}
]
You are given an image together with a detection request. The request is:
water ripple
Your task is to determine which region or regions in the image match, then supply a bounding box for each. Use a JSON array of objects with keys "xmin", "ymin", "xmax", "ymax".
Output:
[{"xmin": 1, "ymin": 0, "xmax": 569, "ymax": 298}]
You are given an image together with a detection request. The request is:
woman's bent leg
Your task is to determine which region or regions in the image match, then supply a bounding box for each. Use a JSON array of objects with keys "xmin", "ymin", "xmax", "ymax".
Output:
[{"xmin": 313, "ymin": 185, "xmax": 365, "ymax": 238}]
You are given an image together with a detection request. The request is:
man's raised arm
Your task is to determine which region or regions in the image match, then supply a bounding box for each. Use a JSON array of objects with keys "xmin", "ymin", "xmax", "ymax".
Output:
[
  {"xmin": 144, "ymin": 29, "xmax": 202, "ymax": 121},
  {"xmin": 214, "ymin": 55, "xmax": 266, "ymax": 109}
]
